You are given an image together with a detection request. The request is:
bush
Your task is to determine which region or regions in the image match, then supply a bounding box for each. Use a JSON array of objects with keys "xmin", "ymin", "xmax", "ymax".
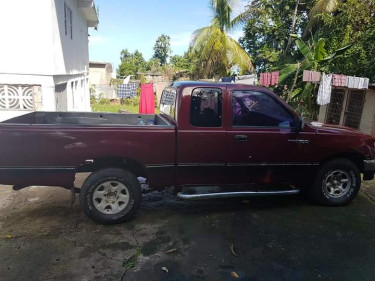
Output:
[
  {"xmin": 98, "ymin": 98, "xmax": 110, "ymax": 105},
  {"xmin": 120, "ymin": 96, "xmax": 140, "ymax": 107}
]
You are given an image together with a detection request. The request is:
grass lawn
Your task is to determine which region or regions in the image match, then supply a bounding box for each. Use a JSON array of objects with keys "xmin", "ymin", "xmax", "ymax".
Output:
[
  {"xmin": 91, "ymin": 103, "xmax": 139, "ymax": 113},
  {"xmin": 91, "ymin": 102, "xmax": 160, "ymax": 114}
]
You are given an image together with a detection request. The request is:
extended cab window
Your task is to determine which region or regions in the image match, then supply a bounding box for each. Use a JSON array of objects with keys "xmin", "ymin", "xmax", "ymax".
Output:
[
  {"xmin": 232, "ymin": 90, "xmax": 293, "ymax": 127},
  {"xmin": 190, "ymin": 88, "xmax": 222, "ymax": 127},
  {"xmin": 160, "ymin": 88, "xmax": 177, "ymax": 119}
]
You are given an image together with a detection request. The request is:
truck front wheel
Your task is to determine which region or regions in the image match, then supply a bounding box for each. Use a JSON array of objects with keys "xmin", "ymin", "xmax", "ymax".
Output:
[
  {"xmin": 80, "ymin": 168, "xmax": 142, "ymax": 224},
  {"xmin": 310, "ymin": 159, "xmax": 361, "ymax": 206}
]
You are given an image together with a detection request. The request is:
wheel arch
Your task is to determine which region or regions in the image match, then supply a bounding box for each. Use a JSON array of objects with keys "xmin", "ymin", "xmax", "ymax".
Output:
[
  {"xmin": 76, "ymin": 157, "xmax": 148, "ymax": 178},
  {"xmin": 319, "ymin": 152, "xmax": 364, "ymax": 172}
]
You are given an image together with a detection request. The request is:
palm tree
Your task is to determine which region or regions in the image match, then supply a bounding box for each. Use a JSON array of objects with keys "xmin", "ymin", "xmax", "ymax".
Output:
[
  {"xmin": 305, "ymin": 0, "xmax": 341, "ymax": 34},
  {"xmin": 310, "ymin": 0, "xmax": 340, "ymax": 17},
  {"xmin": 190, "ymin": 0, "xmax": 254, "ymax": 78}
]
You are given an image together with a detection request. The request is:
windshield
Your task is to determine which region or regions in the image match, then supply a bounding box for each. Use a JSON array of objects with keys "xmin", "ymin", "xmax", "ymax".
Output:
[{"xmin": 159, "ymin": 87, "xmax": 177, "ymax": 119}]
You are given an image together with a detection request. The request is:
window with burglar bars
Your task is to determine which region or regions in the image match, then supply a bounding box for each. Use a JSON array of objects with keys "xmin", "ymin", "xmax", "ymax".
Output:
[
  {"xmin": 325, "ymin": 89, "xmax": 345, "ymax": 125},
  {"xmin": 0, "ymin": 85, "xmax": 35, "ymax": 110},
  {"xmin": 343, "ymin": 90, "xmax": 366, "ymax": 129}
]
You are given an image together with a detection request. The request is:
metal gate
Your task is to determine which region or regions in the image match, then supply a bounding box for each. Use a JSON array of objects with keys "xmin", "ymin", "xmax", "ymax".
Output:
[
  {"xmin": 343, "ymin": 90, "xmax": 366, "ymax": 129},
  {"xmin": 325, "ymin": 89, "xmax": 345, "ymax": 125}
]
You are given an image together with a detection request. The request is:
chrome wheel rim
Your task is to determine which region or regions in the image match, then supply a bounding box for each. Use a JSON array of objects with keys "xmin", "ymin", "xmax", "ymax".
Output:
[
  {"xmin": 323, "ymin": 170, "xmax": 351, "ymax": 198},
  {"xmin": 92, "ymin": 180, "xmax": 130, "ymax": 214}
]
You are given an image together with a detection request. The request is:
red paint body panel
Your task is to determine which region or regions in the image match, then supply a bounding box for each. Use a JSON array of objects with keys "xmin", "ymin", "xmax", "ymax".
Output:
[{"xmin": 0, "ymin": 81, "xmax": 374, "ymax": 189}]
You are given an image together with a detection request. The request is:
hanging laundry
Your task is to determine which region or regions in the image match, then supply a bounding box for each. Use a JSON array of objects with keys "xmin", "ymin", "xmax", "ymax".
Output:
[
  {"xmin": 259, "ymin": 73, "xmax": 270, "ymax": 87},
  {"xmin": 346, "ymin": 76, "xmax": 360, "ymax": 89},
  {"xmin": 358, "ymin": 77, "xmax": 369, "ymax": 89},
  {"xmin": 332, "ymin": 74, "xmax": 347, "ymax": 87},
  {"xmin": 271, "ymin": 71, "xmax": 279, "ymax": 85},
  {"xmin": 221, "ymin": 76, "xmax": 235, "ymax": 83},
  {"xmin": 139, "ymin": 83, "xmax": 155, "ymax": 114},
  {"xmin": 259, "ymin": 73, "xmax": 264, "ymax": 86},
  {"xmin": 117, "ymin": 83, "xmax": 137, "ymax": 98},
  {"xmin": 263, "ymin": 73, "xmax": 272, "ymax": 87},
  {"xmin": 317, "ymin": 73, "xmax": 332, "ymax": 105},
  {"xmin": 303, "ymin": 70, "xmax": 321, "ymax": 82},
  {"xmin": 123, "ymin": 75, "xmax": 131, "ymax": 84}
]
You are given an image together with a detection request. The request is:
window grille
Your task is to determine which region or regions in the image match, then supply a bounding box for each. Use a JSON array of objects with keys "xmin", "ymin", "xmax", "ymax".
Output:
[
  {"xmin": 325, "ymin": 89, "xmax": 345, "ymax": 125},
  {"xmin": 343, "ymin": 90, "xmax": 365, "ymax": 129}
]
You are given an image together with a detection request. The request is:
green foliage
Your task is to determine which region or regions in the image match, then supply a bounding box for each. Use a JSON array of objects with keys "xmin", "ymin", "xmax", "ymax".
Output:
[
  {"xmin": 239, "ymin": 0, "xmax": 315, "ymax": 72},
  {"xmin": 279, "ymin": 35, "xmax": 352, "ymax": 118},
  {"xmin": 153, "ymin": 34, "xmax": 171, "ymax": 65},
  {"xmin": 117, "ymin": 49, "xmax": 147, "ymax": 77},
  {"xmin": 121, "ymin": 96, "xmax": 140, "ymax": 107},
  {"xmin": 170, "ymin": 53, "xmax": 191, "ymax": 70},
  {"xmin": 319, "ymin": 0, "xmax": 375, "ymax": 81},
  {"xmin": 110, "ymin": 78, "xmax": 124, "ymax": 87},
  {"xmin": 146, "ymin": 58, "xmax": 162, "ymax": 72},
  {"xmin": 98, "ymin": 98, "xmax": 110, "ymax": 105},
  {"xmin": 190, "ymin": 0, "xmax": 254, "ymax": 78},
  {"xmin": 240, "ymin": 0, "xmax": 372, "ymax": 119},
  {"xmin": 122, "ymin": 247, "xmax": 141, "ymax": 271}
]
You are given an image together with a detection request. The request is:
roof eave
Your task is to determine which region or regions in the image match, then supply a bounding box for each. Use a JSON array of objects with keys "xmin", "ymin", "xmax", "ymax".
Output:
[{"xmin": 78, "ymin": 0, "xmax": 99, "ymax": 28}]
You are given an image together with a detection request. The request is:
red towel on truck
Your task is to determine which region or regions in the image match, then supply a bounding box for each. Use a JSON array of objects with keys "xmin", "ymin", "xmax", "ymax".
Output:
[{"xmin": 139, "ymin": 83, "xmax": 155, "ymax": 114}]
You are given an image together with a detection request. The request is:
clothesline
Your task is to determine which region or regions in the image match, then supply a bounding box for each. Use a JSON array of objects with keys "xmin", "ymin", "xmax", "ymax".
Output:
[{"xmin": 302, "ymin": 70, "xmax": 369, "ymax": 90}]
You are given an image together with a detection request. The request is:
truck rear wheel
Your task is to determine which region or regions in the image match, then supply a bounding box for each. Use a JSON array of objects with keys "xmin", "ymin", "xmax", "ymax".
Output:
[
  {"xmin": 310, "ymin": 159, "xmax": 361, "ymax": 206},
  {"xmin": 80, "ymin": 168, "xmax": 142, "ymax": 224}
]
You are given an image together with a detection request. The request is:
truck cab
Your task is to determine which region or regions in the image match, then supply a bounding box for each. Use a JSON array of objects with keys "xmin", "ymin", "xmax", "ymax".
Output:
[{"xmin": 160, "ymin": 81, "xmax": 374, "ymax": 190}]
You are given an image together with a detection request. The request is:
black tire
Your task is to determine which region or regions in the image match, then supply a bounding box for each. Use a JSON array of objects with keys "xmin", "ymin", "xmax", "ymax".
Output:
[
  {"xmin": 80, "ymin": 168, "xmax": 142, "ymax": 224},
  {"xmin": 310, "ymin": 159, "xmax": 361, "ymax": 206}
]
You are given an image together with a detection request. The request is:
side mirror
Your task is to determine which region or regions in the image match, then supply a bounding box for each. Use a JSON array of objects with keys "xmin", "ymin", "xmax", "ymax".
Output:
[{"xmin": 292, "ymin": 116, "xmax": 305, "ymax": 133}]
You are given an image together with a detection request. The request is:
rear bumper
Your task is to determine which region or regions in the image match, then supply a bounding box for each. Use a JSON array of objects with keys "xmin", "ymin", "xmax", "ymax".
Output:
[{"xmin": 363, "ymin": 159, "xmax": 375, "ymax": 181}]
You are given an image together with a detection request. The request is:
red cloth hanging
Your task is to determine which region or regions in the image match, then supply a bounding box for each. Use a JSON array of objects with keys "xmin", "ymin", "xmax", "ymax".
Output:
[
  {"xmin": 260, "ymin": 73, "xmax": 265, "ymax": 86},
  {"xmin": 139, "ymin": 83, "xmax": 155, "ymax": 114},
  {"xmin": 271, "ymin": 71, "xmax": 279, "ymax": 85},
  {"xmin": 264, "ymin": 73, "xmax": 271, "ymax": 87}
]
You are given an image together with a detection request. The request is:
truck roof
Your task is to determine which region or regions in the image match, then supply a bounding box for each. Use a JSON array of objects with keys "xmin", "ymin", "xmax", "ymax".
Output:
[{"xmin": 170, "ymin": 80, "xmax": 271, "ymax": 92}]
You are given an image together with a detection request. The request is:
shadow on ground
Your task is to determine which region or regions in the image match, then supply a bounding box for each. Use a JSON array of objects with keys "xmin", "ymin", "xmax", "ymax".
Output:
[{"xmin": 0, "ymin": 180, "xmax": 375, "ymax": 281}]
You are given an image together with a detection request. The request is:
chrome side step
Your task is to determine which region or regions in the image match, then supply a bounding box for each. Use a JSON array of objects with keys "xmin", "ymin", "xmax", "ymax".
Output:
[{"xmin": 177, "ymin": 189, "xmax": 300, "ymax": 200}]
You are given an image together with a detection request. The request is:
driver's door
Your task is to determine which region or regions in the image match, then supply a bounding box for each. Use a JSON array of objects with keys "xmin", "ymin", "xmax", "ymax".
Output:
[{"xmin": 226, "ymin": 89, "xmax": 316, "ymax": 184}]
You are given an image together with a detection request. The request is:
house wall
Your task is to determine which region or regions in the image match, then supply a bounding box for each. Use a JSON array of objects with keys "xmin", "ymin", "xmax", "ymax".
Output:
[
  {"xmin": 89, "ymin": 63, "xmax": 113, "ymax": 86},
  {"xmin": 360, "ymin": 89, "xmax": 375, "ymax": 136},
  {"xmin": 0, "ymin": 1, "xmax": 54, "ymax": 75},
  {"xmin": 53, "ymin": 0, "xmax": 90, "ymax": 75},
  {"xmin": 318, "ymin": 89, "xmax": 375, "ymax": 136},
  {"xmin": 0, "ymin": 0, "xmax": 96, "ymax": 121}
]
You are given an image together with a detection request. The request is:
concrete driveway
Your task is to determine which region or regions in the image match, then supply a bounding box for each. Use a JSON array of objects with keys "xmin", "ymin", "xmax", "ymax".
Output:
[{"xmin": 0, "ymin": 177, "xmax": 375, "ymax": 281}]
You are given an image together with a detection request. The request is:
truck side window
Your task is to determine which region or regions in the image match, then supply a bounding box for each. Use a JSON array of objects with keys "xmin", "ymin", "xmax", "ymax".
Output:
[
  {"xmin": 190, "ymin": 88, "xmax": 222, "ymax": 127},
  {"xmin": 232, "ymin": 90, "xmax": 293, "ymax": 128}
]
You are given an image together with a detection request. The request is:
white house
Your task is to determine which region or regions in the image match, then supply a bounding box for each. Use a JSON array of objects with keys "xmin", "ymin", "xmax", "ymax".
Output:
[{"xmin": 0, "ymin": 0, "xmax": 99, "ymax": 121}]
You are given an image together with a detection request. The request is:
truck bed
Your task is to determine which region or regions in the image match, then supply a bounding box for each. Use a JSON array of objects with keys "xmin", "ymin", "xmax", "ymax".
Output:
[
  {"xmin": 2, "ymin": 112, "xmax": 171, "ymax": 126},
  {"xmin": 0, "ymin": 111, "xmax": 176, "ymax": 188}
]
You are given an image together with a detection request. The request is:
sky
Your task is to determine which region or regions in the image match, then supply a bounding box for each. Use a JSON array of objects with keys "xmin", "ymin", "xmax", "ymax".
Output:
[{"xmin": 89, "ymin": 0, "xmax": 248, "ymax": 70}]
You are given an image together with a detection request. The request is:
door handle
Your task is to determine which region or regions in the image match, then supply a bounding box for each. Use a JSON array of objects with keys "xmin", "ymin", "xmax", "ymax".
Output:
[{"xmin": 234, "ymin": 135, "xmax": 248, "ymax": 141}]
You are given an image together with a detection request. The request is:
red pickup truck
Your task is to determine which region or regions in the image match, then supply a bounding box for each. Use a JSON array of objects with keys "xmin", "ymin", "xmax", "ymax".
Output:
[{"xmin": 0, "ymin": 81, "xmax": 374, "ymax": 224}]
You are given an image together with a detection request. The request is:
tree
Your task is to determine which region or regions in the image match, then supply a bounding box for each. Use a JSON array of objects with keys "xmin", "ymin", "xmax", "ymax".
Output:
[
  {"xmin": 190, "ymin": 0, "xmax": 254, "ymax": 78},
  {"xmin": 117, "ymin": 49, "xmax": 147, "ymax": 77},
  {"xmin": 279, "ymin": 35, "xmax": 351, "ymax": 118},
  {"xmin": 153, "ymin": 34, "xmax": 171, "ymax": 66},
  {"xmin": 318, "ymin": 0, "xmax": 375, "ymax": 81},
  {"xmin": 239, "ymin": 0, "xmax": 314, "ymax": 72}
]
